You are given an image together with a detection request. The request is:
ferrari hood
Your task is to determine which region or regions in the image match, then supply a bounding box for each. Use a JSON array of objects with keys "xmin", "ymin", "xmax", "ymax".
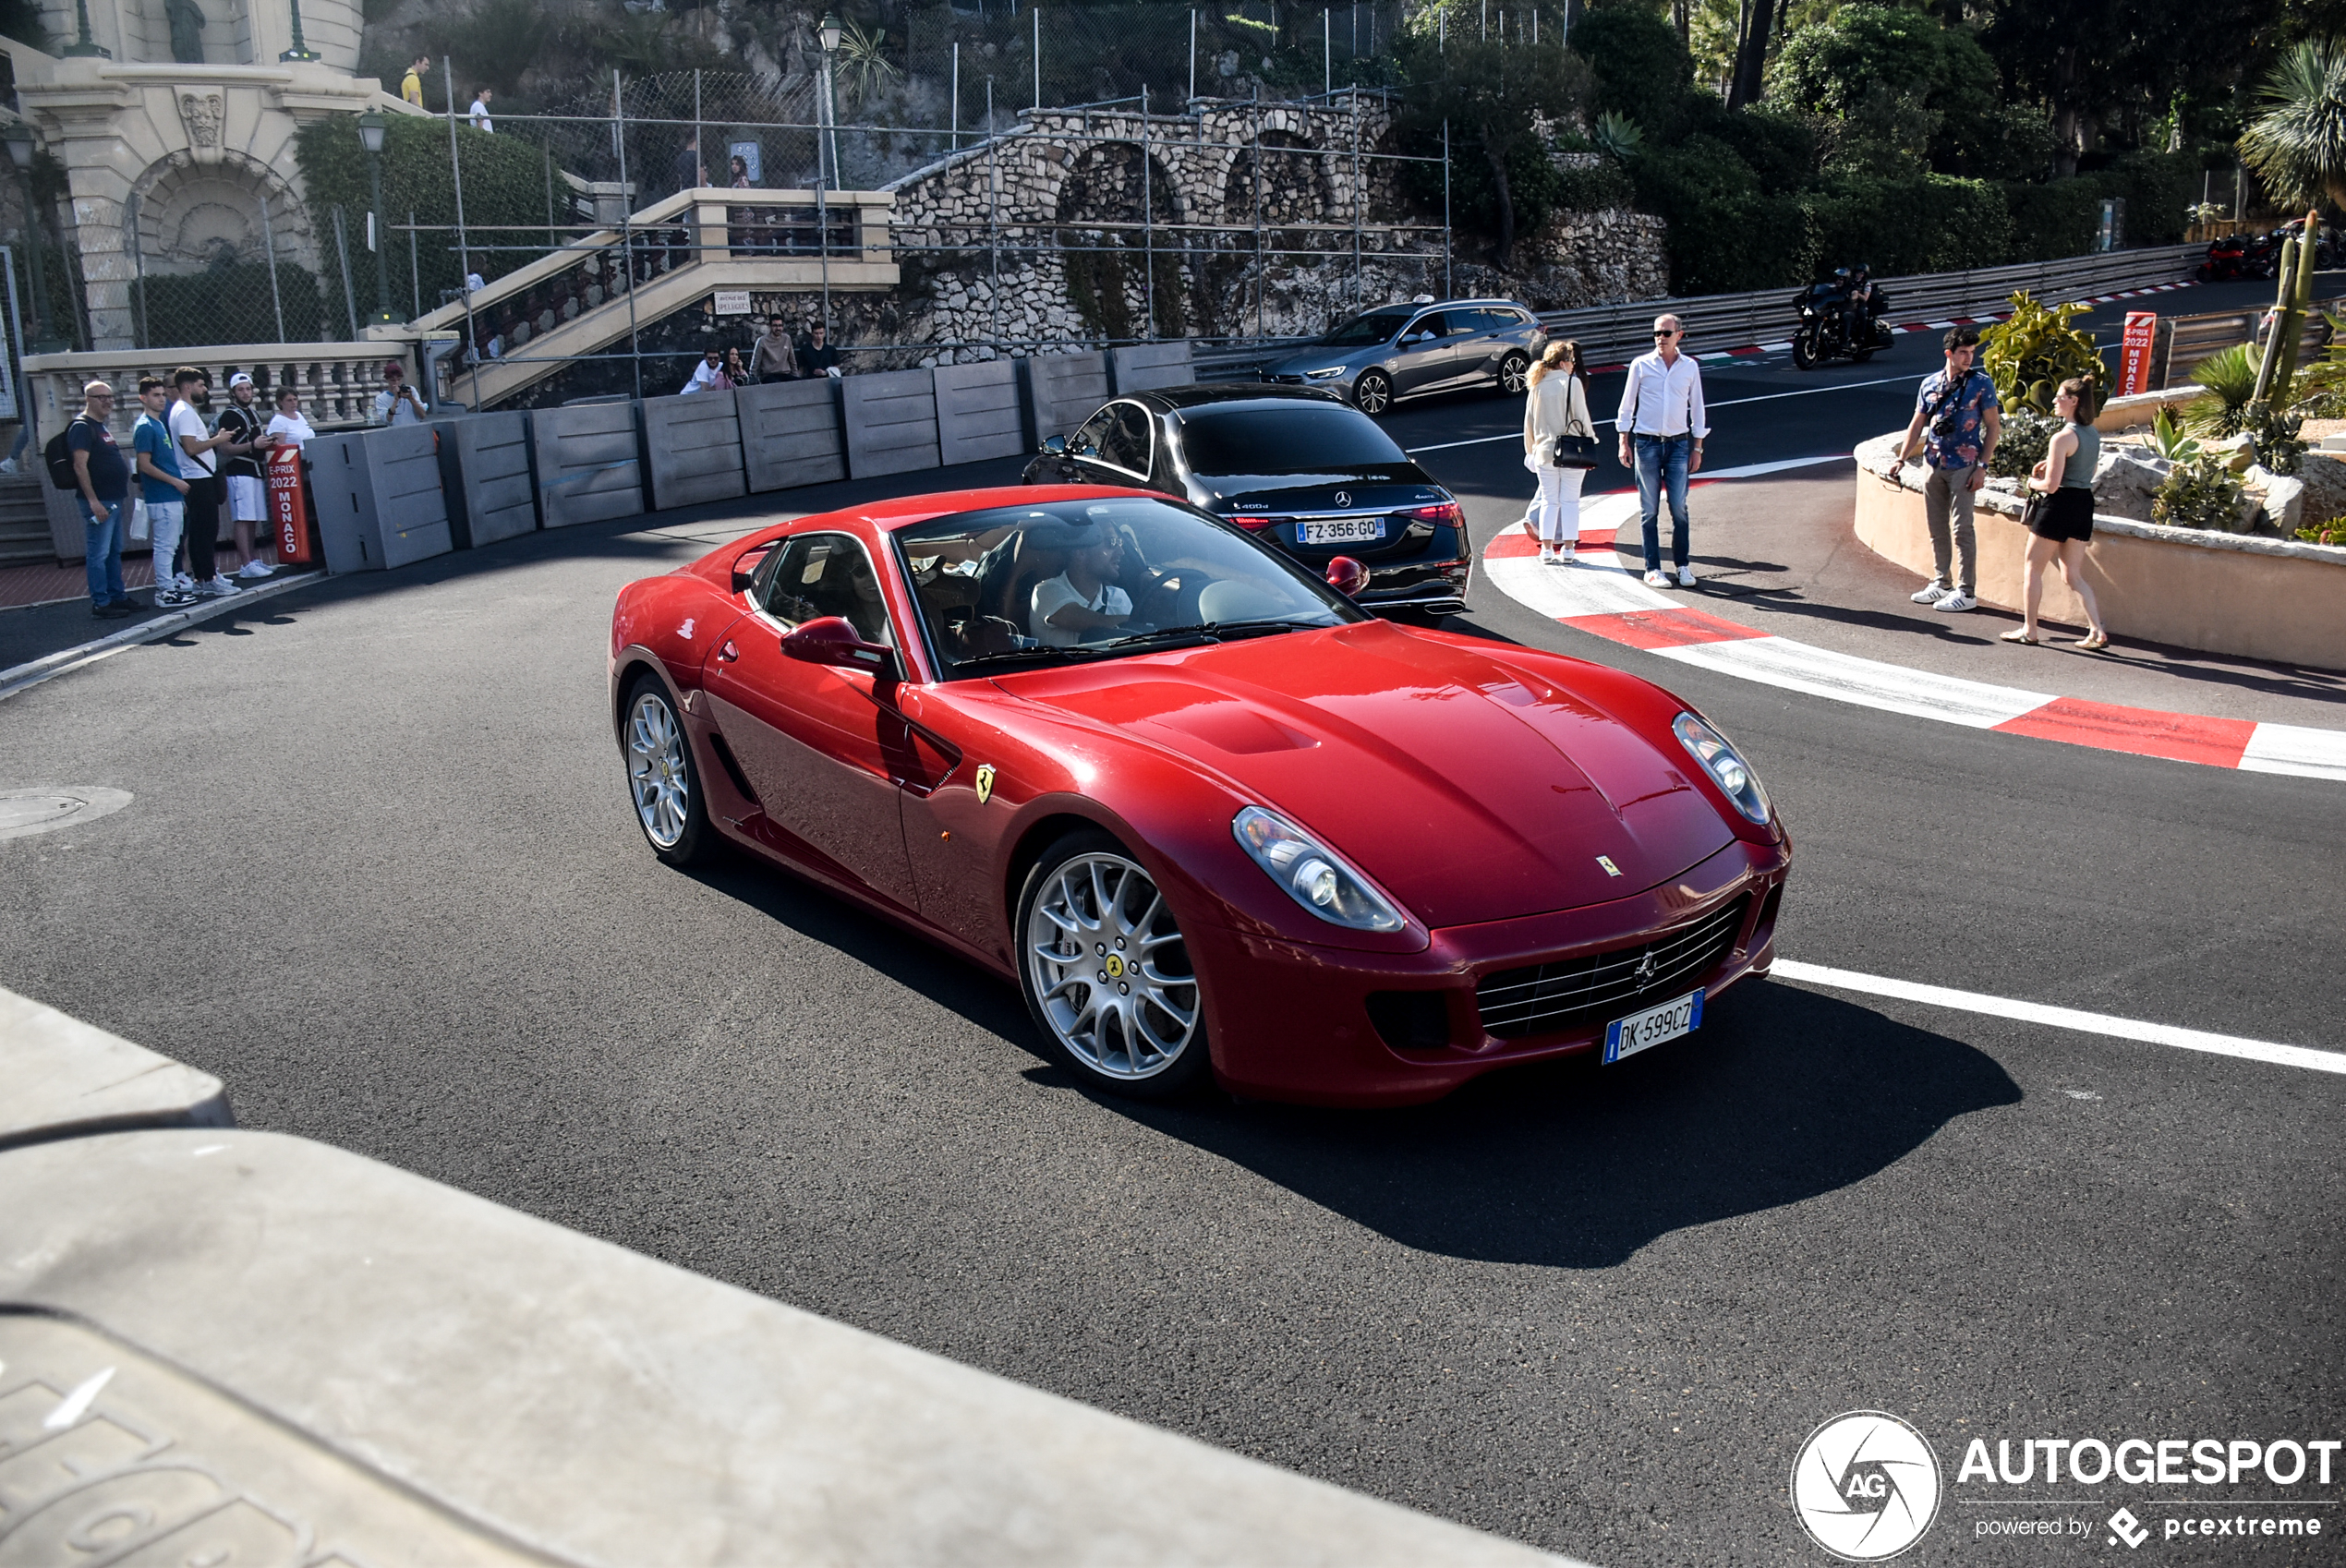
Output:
[{"xmin": 998, "ymin": 622, "xmax": 1735, "ymax": 928}]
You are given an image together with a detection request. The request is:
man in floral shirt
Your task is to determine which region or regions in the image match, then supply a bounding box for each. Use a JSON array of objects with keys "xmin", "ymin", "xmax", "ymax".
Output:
[{"xmin": 1896, "ymin": 328, "xmax": 2001, "ymax": 613}]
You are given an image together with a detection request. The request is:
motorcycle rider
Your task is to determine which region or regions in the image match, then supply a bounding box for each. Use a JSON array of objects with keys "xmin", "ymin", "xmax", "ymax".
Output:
[{"xmin": 1840, "ymin": 262, "xmax": 1881, "ymax": 347}]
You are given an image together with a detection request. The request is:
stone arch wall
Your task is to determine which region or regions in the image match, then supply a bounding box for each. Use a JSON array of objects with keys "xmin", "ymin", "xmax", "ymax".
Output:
[
  {"xmin": 1219, "ymin": 129, "xmax": 1331, "ymax": 225},
  {"xmin": 1051, "ymin": 140, "xmax": 1182, "ymax": 230},
  {"xmin": 128, "ymin": 151, "xmax": 316, "ymax": 275}
]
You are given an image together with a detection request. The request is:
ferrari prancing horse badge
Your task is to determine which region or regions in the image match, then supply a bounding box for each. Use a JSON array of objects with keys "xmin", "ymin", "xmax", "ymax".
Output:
[{"xmin": 974, "ymin": 765, "xmax": 997, "ymax": 804}]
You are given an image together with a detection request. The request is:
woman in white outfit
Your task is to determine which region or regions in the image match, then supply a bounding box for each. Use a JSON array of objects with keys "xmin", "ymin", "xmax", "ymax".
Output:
[{"xmin": 1521, "ymin": 339, "xmax": 1593, "ymax": 564}]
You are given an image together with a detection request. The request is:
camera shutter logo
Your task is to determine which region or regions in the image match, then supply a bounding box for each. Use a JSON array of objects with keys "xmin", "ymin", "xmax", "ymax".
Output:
[{"xmin": 1790, "ymin": 1411, "xmax": 1942, "ymax": 1562}]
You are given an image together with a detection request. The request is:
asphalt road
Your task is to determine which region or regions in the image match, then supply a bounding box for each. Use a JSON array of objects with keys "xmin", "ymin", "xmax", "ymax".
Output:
[{"xmin": 3, "ymin": 278, "xmax": 2341, "ymax": 1566}]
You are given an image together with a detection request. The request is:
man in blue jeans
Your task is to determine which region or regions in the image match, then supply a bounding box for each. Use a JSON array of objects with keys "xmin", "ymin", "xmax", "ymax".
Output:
[
  {"xmin": 1614, "ymin": 312, "xmax": 1709, "ymax": 588},
  {"xmin": 67, "ymin": 380, "xmax": 136, "ymax": 619}
]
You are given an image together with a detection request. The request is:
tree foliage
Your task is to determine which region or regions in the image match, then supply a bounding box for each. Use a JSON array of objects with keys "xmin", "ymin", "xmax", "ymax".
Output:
[
  {"xmin": 1396, "ymin": 35, "xmax": 1591, "ymax": 267},
  {"xmin": 2240, "ymin": 40, "xmax": 2346, "ymax": 210}
]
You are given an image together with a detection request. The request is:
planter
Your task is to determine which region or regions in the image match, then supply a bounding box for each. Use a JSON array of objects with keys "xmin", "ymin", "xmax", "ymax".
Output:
[{"xmin": 1853, "ymin": 434, "xmax": 2346, "ymax": 669}]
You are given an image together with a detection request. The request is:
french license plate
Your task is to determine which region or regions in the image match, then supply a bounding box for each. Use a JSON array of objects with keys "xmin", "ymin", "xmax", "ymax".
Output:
[
  {"xmin": 1602, "ymin": 989, "xmax": 1704, "ymax": 1065},
  {"xmin": 1299, "ymin": 517, "xmax": 1385, "ymax": 545}
]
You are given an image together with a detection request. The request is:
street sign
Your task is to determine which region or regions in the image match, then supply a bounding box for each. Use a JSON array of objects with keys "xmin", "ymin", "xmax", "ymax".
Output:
[
  {"xmin": 268, "ymin": 444, "xmax": 313, "ymax": 564},
  {"xmin": 713, "ymin": 289, "xmax": 753, "ymax": 316},
  {"xmin": 2118, "ymin": 311, "xmax": 2158, "ymax": 398}
]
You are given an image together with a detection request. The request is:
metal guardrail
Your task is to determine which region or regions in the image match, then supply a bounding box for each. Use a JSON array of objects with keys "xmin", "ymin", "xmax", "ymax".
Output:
[{"xmin": 1192, "ymin": 243, "xmax": 2207, "ymax": 380}]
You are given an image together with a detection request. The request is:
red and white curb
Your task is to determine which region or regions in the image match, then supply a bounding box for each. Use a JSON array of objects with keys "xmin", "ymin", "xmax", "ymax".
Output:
[
  {"xmin": 1483, "ymin": 490, "xmax": 2346, "ymax": 782},
  {"xmin": 1677, "ymin": 280, "xmax": 2198, "ymax": 369}
]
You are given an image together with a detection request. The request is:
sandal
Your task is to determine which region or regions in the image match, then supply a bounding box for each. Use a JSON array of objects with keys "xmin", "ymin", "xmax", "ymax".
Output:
[
  {"xmin": 2000, "ymin": 627, "xmax": 2039, "ymax": 645},
  {"xmin": 2074, "ymin": 630, "xmax": 2110, "ymax": 651}
]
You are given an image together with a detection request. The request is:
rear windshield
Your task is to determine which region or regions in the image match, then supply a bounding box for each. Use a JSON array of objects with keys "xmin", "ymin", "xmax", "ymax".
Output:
[{"xmin": 1177, "ymin": 404, "xmax": 1409, "ymax": 476}]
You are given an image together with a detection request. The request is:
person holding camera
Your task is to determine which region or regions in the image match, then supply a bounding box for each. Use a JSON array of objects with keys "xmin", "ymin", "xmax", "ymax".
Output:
[{"xmin": 1895, "ymin": 328, "xmax": 2001, "ymax": 614}]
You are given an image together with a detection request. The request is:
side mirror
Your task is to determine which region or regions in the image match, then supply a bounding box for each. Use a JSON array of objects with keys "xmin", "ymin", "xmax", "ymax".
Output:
[
  {"xmin": 1325, "ymin": 556, "xmax": 1370, "ymax": 597},
  {"xmin": 782, "ymin": 615, "xmax": 899, "ymax": 679},
  {"xmin": 1039, "ymin": 435, "xmax": 1068, "ymax": 457}
]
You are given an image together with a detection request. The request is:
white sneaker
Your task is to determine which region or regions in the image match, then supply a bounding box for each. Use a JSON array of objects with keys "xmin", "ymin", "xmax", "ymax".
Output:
[
  {"xmin": 197, "ymin": 574, "xmax": 238, "ymax": 597},
  {"xmin": 1675, "ymin": 565, "xmax": 1698, "ymax": 587},
  {"xmin": 1934, "ymin": 590, "xmax": 1977, "ymax": 613},
  {"xmin": 175, "ymin": 572, "xmax": 198, "ymax": 593},
  {"xmin": 1910, "ymin": 582, "xmax": 1950, "ymax": 604},
  {"xmin": 236, "ymin": 559, "xmax": 272, "ymax": 579},
  {"xmin": 1642, "ymin": 570, "xmax": 1671, "ymax": 588}
]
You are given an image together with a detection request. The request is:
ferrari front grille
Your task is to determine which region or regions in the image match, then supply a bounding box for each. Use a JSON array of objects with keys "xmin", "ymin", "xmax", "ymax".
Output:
[{"xmin": 1474, "ymin": 895, "xmax": 1751, "ymax": 1041}]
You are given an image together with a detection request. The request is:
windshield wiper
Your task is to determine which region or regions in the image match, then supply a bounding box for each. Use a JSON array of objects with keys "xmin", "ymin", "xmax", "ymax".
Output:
[
  {"xmin": 1103, "ymin": 617, "xmax": 1327, "ymax": 650},
  {"xmin": 951, "ymin": 645, "xmax": 1104, "ymax": 672}
]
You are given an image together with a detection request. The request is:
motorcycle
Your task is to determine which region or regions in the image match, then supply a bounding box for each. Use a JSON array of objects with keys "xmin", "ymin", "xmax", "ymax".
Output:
[{"xmin": 1790, "ymin": 280, "xmax": 1893, "ymax": 369}]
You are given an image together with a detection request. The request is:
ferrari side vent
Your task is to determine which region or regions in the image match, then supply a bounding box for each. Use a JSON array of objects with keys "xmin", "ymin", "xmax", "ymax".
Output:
[
  {"xmin": 1365, "ymin": 990, "xmax": 1454, "ymax": 1054},
  {"xmin": 707, "ymin": 733, "xmax": 760, "ymax": 808},
  {"xmin": 1476, "ymin": 895, "xmax": 1751, "ymax": 1041}
]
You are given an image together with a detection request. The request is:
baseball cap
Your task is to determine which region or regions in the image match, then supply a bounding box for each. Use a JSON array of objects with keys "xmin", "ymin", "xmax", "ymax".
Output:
[{"xmin": 227, "ymin": 372, "xmax": 254, "ymax": 388}]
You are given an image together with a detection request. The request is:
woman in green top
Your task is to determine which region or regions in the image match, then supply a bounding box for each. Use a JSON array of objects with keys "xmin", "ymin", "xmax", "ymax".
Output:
[{"xmin": 2006, "ymin": 374, "xmax": 2110, "ymax": 651}]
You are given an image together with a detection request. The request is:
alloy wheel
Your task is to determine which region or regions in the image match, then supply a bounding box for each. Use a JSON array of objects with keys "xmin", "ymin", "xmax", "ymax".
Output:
[
  {"xmin": 1354, "ymin": 372, "xmax": 1392, "ymax": 416},
  {"xmin": 1025, "ymin": 851, "xmax": 1200, "ymax": 1080},
  {"xmin": 626, "ymin": 691, "xmax": 692, "ymax": 850}
]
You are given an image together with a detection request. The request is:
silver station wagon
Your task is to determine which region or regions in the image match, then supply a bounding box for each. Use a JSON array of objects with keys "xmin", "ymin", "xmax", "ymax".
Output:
[{"xmin": 1260, "ymin": 298, "xmax": 1543, "ymax": 415}]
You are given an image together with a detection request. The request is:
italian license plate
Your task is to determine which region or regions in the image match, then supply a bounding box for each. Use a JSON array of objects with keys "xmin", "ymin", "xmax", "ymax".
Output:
[
  {"xmin": 1299, "ymin": 517, "xmax": 1385, "ymax": 545},
  {"xmin": 1602, "ymin": 989, "xmax": 1704, "ymax": 1065}
]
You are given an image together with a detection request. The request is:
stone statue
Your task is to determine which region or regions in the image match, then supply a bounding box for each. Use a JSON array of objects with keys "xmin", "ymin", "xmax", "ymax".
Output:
[{"xmin": 165, "ymin": 0, "xmax": 205, "ymax": 65}]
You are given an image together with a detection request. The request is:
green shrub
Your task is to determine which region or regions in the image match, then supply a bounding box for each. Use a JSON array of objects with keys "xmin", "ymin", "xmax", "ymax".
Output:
[
  {"xmin": 1806, "ymin": 171, "xmax": 2012, "ymax": 276},
  {"xmin": 1979, "ymin": 292, "xmax": 2105, "ymax": 414},
  {"xmin": 1552, "ymin": 158, "xmax": 1637, "ymax": 211},
  {"xmin": 1989, "ymin": 409, "xmax": 2061, "ymax": 479},
  {"xmin": 1629, "ymin": 135, "xmax": 1813, "ymax": 293},
  {"xmin": 137, "ymin": 261, "xmax": 327, "ymax": 347},
  {"xmin": 2152, "ymin": 456, "xmax": 2247, "ymax": 530},
  {"xmin": 294, "ymin": 114, "xmax": 559, "ymax": 320},
  {"xmin": 2183, "ymin": 343, "xmax": 2257, "ymax": 436},
  {"xmin": 2244, "ymin": 402, "xmax": 2306, "ymax": 476},
  {"xmin": 2001, "ymin": 177, "xmax": 2105, "ymax": 260},
  {"xmin": 1571, "ymin": 2, "xmax": 1694, "ymax": 136}
]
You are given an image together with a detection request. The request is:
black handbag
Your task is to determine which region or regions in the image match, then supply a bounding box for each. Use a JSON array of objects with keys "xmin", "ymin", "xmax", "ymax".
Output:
[{"xmin": 1548, "ymin": 432, "xmax": 1601, "ymax": 469}]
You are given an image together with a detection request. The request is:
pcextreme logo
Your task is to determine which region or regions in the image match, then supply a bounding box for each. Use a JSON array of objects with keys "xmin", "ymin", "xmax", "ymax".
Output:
[{"xmin": 1792, "ymin": 1411, "xmax": 1944, "ymax": 1562}]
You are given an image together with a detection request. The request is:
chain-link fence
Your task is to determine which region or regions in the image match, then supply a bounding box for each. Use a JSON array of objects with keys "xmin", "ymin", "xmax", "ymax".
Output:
[{"xmin": 67, "ymin": 5, "xmax": 1583, "ymax": 370}]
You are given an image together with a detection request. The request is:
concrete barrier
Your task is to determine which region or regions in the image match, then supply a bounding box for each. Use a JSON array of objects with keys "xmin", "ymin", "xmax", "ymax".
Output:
[
  {"xmin": 0, "ymin": 987, "xmax": 230, "ymax": 1148},
  {"xmin": 1111, "ymin": 340, "xmax": 1196, "ymax": 393},
  {"xmin": 531, "ymin": 399, "xmax": 645, "ymax": 529},
  {"xmin": 644, "ymin": 389, "xmax": 749, "ymax": 511},
  {"xmin": 842, "ymin": 368, "xmax": 941, "ymax": 480},
  {"xmin": 0, "ymin": 984, "xmax": 1569, "ymax": 1568},
  {"xmin": 1853, "ymin": 433, "xmax": 2346, "ymax": 666},
  {"xmin": 304, "ymin": 425, "xmax": 453, "ymax": 573},
  {"xmin": 739, "ymin": 378, "xmax": 846, "ymax": 492},
  {"xmin": 1023, "ymin": 351, "xmax": 1111, "ymax": 443},
  {"xmin": 934, "ymin": 360, "xmax": 1029, "ymax": 466},
  {"xmin": 438, "ymin": 410, "xmax": 538, "ymax": 549}
]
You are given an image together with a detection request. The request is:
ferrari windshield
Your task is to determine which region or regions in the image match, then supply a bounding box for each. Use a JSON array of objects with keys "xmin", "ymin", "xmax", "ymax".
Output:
[
  {"xmin": 894, "ymin": 497, "xmax": 1360, "ymax": 677},
  {"xmin": 1315, "ymin": 307, "xmax": 1413, "ymax": 348}
]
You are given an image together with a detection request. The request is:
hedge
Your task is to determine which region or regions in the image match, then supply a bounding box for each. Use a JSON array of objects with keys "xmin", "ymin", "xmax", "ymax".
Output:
[
  {"xmin": 138, "ymin": 261, "xmax": 327, "ymax": 348},
  {"xmin": 294, "ymin": 115, "xmax": 562, "ymax": 323}
]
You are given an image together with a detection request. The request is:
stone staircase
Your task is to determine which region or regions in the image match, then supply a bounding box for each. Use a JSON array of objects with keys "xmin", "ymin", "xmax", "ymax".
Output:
[{"xmin": 0, "ymin": 476, "xmax": 55, "ymax": 568}]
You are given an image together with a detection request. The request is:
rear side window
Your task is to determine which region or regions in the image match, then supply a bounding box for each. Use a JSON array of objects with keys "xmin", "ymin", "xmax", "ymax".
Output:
[
  {"xmin": 1177, "ymin": 404, "xmax": 1409, "ymax": 475},
  {"xmin": 1095, "ymin": 402, "xmax": 1154, "ymax": 476}
]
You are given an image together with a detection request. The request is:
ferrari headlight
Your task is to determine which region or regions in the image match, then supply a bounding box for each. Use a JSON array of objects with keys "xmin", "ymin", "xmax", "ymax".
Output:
[
  {"xmin": 1305, "ymin": 366, "xmax": 1346, "ymax": 380},
  {"xmin": 1233, "ymin": 806, "xmax": 1405, "ymax": 932},
  {"xmin": 1673, "ymin": 712, "xmax": 1772, "ymax": 825}
]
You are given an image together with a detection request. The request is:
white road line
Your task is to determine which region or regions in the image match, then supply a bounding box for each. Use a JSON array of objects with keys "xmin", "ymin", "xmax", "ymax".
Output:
[
  {"xmin": 1772, "ymin": 960, "xmax": 2346, "ymax": 1076},
  {"xmin": 1406, "ymin": 376, "xmax": 1929, "ymax": 454},
  {"xmin": 2240, "ymin": 722, "xmax": 2346, "ymax": 781},
  {"xmin": 1654, "ymin": 636, "xmax": 2055, "ymax": 728}
]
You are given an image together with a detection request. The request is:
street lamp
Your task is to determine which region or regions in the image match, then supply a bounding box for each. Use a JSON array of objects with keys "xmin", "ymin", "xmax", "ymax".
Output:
[
  {"xmin": 356, "ymin": 110, "xmax": 399, "ymax": 324},
  {"xmin": 5, "ymin": 121, "xmax": 61, "ymax": 353},
  {"xmin": 816, "ymin": 12, "xmax": 841, "ymax": 192},
  {"xmin": 280, "ymin": 0, "xmax": 319, "ymax": 61},
  {"xmin": 60, "ymin": 0, "xmax": 107, "ymax": 56}
]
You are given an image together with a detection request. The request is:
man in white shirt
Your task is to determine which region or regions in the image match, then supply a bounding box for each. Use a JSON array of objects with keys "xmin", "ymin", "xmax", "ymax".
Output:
[
  {"xmin": 168, "ymin": 367, "xmax": 238, "ymax": 597},
  {"xmin": 468, "ymin": 87, "xmax": 493, "ymax": 133},
  {"xmin": 1614, "ymin": 313, "xmax": 1709, "ymax": 589},
  {"xmin": 372, "ymin": 360, "xmax": 429, "ymax": 425},
  {"xmin": 1029, "ymin": 531, "xmax": 1132, "ymax": 646},
  {"xmin": 679, "ymin": 347, "xmax": 726, "ymax": 395}
]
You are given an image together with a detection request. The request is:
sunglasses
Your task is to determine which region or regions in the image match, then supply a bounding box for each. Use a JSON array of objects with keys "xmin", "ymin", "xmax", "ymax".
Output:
[{"xmin": 1654, "ymin": 329, "xmax": 1680, "ymax": 339}]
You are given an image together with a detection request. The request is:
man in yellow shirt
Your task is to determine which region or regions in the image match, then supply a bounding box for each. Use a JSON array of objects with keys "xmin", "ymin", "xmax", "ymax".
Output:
[{"xmin": 400, "ymin": 54, "xmax": 429, "ymax": 107}]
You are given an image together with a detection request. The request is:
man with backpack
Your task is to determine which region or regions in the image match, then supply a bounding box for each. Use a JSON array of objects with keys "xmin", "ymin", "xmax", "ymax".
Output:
[{"xmin": 56, "ymin": 380, "xmax": 135, "ymax": 618}]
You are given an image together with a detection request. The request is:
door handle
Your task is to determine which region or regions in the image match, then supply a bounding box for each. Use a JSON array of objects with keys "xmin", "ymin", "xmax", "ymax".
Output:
[{"xmin": 717, "ymin": 640, "xmax": 739, "ymax": 663}]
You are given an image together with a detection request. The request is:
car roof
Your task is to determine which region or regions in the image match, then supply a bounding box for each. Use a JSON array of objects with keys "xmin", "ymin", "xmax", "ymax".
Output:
[
  {"xmin": 1119, "ymin": 384, "xmax": 1350, "ymax": 414},
  {"xmin": 1351, "ymin": 297, "xmax": 1530, "ymax": 314}
]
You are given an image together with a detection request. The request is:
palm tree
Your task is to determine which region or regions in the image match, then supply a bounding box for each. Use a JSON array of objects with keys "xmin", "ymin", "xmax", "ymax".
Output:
[{"xmin": 2241, "ymin": 40, "xmax": 2346, "ymax": 211}]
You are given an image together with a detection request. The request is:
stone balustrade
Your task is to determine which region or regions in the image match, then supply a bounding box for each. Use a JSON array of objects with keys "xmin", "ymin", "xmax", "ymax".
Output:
[{"xmin": 20, "ymin": 344, "xmax": 406, "ymax": 440}]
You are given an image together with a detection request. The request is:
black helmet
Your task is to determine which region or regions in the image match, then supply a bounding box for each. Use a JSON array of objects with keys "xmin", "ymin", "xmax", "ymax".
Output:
[
  {"xmin": 1832, "ymin": 266, "xmax": 1851, "ymax": 282},
  {"xmin": 1853, "ymin": 260, "xmax": 1871, "ymax": 278}
]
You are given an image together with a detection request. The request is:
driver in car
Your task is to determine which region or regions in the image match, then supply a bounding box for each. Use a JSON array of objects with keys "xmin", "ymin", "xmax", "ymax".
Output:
[{"xmin": 1031, "ymin": 530, "xmax": 1134, "ymax": 646}]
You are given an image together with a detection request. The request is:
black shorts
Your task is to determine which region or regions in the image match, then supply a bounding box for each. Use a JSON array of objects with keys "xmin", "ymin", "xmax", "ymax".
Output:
[{"xmin": 2028, "ymin": 486, "xmax": 2094, "ymax": 542}]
